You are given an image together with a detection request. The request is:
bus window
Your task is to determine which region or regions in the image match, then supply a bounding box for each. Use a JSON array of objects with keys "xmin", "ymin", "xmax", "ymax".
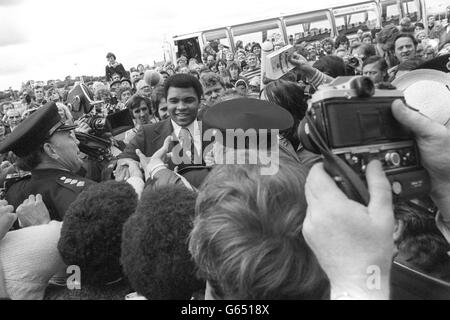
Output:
[
  {"xmin": 284, "ymin": 11, "xmax": 333, "ymax": 44},
  {"xmin": 231, "ymin": 19, "xmax": 284, "ymax": 50},
  {"xmin": 333, "ymin": 2, "xmax": 380, "ymax": 36},
  {"xmin": 381, "ymin": 0, "xmax": 401, "ymax": 26},
  {"xmin": 174, "ymin": 37, "xmax": 202, "ymax": 63},
  {"xmin": 401, "ymin": 0, "xmax": 420, "ymax": 22},
  {"xmin": 425, "ymin": 0, "xmax": 450, "ymax": 23},
  {"xmin": 203, "ymin": 28, "xmax": 232, "ymax": 51}
]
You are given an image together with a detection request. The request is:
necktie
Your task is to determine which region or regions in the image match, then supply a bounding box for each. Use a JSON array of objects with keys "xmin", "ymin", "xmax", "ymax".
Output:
[{"xmin": 179, "ymin": 127, "xmax": 196, "ymax": 164}]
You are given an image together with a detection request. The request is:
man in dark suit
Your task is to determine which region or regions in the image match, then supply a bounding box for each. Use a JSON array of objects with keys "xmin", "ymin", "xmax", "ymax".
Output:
[{"xmin": 117, "ymin": 74, "xmax": 207, "ymax": 175}]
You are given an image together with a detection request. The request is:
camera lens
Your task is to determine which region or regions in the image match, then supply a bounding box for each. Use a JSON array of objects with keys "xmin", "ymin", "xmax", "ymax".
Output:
[
  {"xmin": 92, "ymin": 117, "xmax": 106, "ymax": 130},
  {"xmin": 348, "ymin": 57, "xmax": 359, "ymax": 67}
]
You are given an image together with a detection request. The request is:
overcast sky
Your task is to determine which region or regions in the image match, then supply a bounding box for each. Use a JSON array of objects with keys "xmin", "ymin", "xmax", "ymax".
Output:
[{"xmin": 2, "ymin": 0, "xmax": 433, "ymax": 90}]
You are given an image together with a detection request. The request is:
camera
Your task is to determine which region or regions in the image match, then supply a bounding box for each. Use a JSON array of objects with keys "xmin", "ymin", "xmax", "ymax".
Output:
[
  {"xmin": 347, "ymin": 56, "xmax": 361, "ymax": 68},
  {"xmin": 299, "ymin": 76, "xmax": 430, "ymax": 203},
  {"xmin": 78, "ymin": 114, "xmax": 108, "ymax": 136}
]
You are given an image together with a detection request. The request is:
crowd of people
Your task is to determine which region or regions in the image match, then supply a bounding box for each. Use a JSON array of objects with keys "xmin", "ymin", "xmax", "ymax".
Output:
[{"xmin": 0, "ymin": 11, "xmax": 449, "ymax": 301}]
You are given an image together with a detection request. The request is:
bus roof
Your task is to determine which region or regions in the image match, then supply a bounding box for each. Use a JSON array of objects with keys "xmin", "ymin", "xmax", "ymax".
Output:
[{"xmin": 172, "ymin": 0, "xmax": 381, "ymax": 39}]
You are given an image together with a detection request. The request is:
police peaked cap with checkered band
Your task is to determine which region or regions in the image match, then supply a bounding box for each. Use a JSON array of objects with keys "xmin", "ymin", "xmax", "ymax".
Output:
[{"xmin": 0, "ymin": 102, "xmax": 76, "ymax": 157}]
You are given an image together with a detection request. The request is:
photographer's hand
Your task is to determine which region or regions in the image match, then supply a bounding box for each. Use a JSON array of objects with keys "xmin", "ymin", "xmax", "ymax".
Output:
[
  {"xmin": 16, "ymin": 194, "xmax": 50, "ymax": 228},
  {"xmin": 303, "ymin": 161, "xmax": 394, "ymax": 300},
  {"xmin": 74, "ymin": 121, "xmax": 91, "ymax": 134},
  {"xmin": 392, "ymin": 99, "xmax": 450, "ymax": 218},
  {"xmin": 0, "ymin": 200, "xmax": 16, "ymax": 240}
]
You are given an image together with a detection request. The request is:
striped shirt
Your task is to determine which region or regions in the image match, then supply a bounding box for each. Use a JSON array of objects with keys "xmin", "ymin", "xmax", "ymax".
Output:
[
  {"xmin": 308, "ymin": 69, "xmax": 334, "ymax": 89},
  {"xmin": 241, "ymin": 67, "xmax": 261, "ymax": 83}
]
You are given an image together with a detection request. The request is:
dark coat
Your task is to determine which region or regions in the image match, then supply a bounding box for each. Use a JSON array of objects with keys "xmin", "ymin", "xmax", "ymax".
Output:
[
  {"xmin": 105, "ymin": 63, "xmax": 127, "ymax": 82},
  {"xmin": 6, "ymin": 168, "xmax": 96, "ymax": 221}
]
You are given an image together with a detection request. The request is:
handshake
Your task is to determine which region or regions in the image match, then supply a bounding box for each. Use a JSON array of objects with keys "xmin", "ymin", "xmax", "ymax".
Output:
[{"xmin": 115, "ymin": 136, "xmax": 174, "ymax": 182}]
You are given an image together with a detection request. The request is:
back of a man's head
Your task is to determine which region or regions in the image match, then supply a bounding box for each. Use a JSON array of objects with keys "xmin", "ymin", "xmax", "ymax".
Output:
[
  {"xmin": 189, "ymin": 156, "xmax": 329, "ymax": 299},
  {"xmin": 163, "ymin": 73, "xmax": 203, "ymax": 101}
]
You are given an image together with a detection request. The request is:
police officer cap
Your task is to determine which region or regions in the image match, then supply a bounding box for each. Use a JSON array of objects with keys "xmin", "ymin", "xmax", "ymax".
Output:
[
  {"xmin": 415, "ymin": 53, "xmax": 450, "ymax": 73},
  {"xmin": 203, "ymin": 98, "xmax": 294, "ymax": 131},
  {"xmin": 0, "ymin": 102, "xmax": 77, "ymax": 157}
]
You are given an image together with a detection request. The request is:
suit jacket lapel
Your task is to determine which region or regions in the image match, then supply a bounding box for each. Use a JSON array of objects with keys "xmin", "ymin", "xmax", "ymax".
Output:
[{"xmin": 152, "ymin": 119, "xmax": 173, "ymax": 149}]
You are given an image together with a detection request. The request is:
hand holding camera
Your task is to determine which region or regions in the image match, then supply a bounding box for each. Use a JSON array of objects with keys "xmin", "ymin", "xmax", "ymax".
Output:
[
  {"xmin": 75, "ymin": 121, "xmax": 91, "ymax": 134},
  {"xmin": 299, "ymin": 76, "xmax": 430, "ymax": 204},
  {"xmin": 303, "ymin": 160, "xmax": 394, "ymax": 300},
  {"xmin": 301, "ymin": 76, "xmax": 450, "ymax": 299},
  {"xmin": 392, "ymin": 99, "xmax": 450, "ymax": 218}
]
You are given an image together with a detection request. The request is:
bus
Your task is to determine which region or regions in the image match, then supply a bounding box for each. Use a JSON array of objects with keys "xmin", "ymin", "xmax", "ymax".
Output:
[
  {"xmin": 423, "ymin": 0, "xmax": 449, "ymax": 25},
  {"xmin": 170, "ymin": 0, "xmax": 426, "ymax": 63}
]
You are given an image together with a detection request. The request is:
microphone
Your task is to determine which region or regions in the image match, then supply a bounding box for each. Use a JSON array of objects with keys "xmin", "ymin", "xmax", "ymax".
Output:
[{"xmin": 143, "ymin": 70, "xmax": 161, "ymax": 87}]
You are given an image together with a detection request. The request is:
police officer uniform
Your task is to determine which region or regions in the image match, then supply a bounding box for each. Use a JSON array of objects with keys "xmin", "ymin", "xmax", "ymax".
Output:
[{"xmin": 0, "ymin": 102, "xmax": 95, "ymax": 221}]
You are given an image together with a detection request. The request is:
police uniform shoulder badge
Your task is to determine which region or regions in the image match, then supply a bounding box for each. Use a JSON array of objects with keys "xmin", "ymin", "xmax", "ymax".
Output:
[{"xmin": 58, "ymin": 176, "xmax": 86, "ymax": 189}]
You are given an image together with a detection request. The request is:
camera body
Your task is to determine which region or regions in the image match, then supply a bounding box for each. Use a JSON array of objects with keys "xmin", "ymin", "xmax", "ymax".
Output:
[
  {"xmin": 300, "ymin": 76, "xmax": 430, "ymax": 201},
  {"xmin": 79, "ymin": 113, "xmax": 108, "ymax": 136},
  {"xmin": 346, "ymin": 55, "xmax": 362, "ymax": 69}
]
